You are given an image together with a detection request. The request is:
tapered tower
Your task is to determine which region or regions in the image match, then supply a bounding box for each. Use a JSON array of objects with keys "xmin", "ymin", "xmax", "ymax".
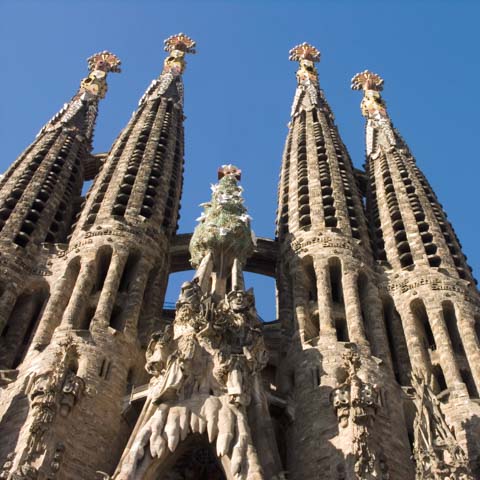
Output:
[
  {"xmin": 353, "ymin": 70, "xmax": 480, "ymax": 471},
  {"xmin": 0, "ymin": 52, "xmax": 120, "ymax": 364},
  {"xmin": 0, "ymin": 34, "xmax": 196, "ymax": 479},
  {"xmin": 274, "ymin": 45, "xmax": 413, "ymax": 479}
]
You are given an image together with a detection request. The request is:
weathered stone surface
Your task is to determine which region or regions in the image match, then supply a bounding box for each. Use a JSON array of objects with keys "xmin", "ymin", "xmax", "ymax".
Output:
[{"xmin": 0, "ymin": 40, "xmax": 479, "ymax": 480}]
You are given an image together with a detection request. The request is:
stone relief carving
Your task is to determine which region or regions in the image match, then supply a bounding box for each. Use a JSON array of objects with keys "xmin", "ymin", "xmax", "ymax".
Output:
[
  {"xmin": 411, "ymin": 371, "xmax": 473, "ymax": 480},
  {"xmin": 116, "ymin": 285, "xmax": 270, "ymax": 479},
  {"xmin": 27, "ymin": 338, "xmax": 84, "ymax": 455},
  {"xmin": 1, "ymin": 338, "xmax": 83, "ymax": 479},
  {"xmin": 114, "ymin": 166, "xmax": 284, "ymax": 480},
  {"xmin": 331, "ymin": 345, "xmax": 382, "ymax": 479}
]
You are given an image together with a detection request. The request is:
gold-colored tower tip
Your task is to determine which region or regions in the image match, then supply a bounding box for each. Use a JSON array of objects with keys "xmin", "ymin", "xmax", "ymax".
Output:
[
  {"xmin": 87, "ymin": 51, "xmax": 122, "ymax": 73},
  {"xmin": 289, "ymin": 43, "xmax": 321, "ymax": 63},
  {"xmin": 351, "ymin": 70, "xmax": 384, "ymax": 91},
  {"xmin": 164, "ymin": 33, "xmax": 197, "ymax": 55}
]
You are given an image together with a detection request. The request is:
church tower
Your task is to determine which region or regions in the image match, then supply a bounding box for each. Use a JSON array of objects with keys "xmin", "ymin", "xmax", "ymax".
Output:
[
  {"xmin": 274, "ymin": 44, "xmax": 414, "ymax": 479},
  {"xmin": 0, "ymin": 34, "xmax": 196, "ymax": 479},
  {"xmin": 0, "ymin": 36, "xmax": 479, "ymax": 480},
  {"xmin": 352, "ymin": 70, "xmax": 480, "ymax": 467},
  {"xmin": 0, "ymin": 51, "xmax": 120, "ymax": 368}
]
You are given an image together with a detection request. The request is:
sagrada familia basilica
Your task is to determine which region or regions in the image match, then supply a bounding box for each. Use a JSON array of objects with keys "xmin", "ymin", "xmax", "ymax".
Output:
[{"xmin": 0, "ymin": 33, "xmax": 479, "ymax": 480}]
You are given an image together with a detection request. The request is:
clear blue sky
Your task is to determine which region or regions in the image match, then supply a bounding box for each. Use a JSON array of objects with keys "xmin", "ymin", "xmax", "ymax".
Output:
[{"xmin": 1, "ymin": 1, "xmax": 479, "ymax": 321}]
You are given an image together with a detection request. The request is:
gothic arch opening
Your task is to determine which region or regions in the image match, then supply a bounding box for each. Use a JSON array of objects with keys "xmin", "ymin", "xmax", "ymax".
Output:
[
  {"xmin": 328, "ymin": 257, "xmax": 343, "ymax": 305},
  {"xmin": 119, "ymin": 251, "xmax": 141, "ymax": 292},
  {"xmin": 357, "ymin": 272, "xmax": 371, "ymax": 345},
  {"xmin": 92, "ymin": 245, "xmax": 113, "ymax": 293},
  {"xmin": 475, "ymin": 316, "xmax": 480, "ymax": 347},
  {"xmin": 460, "ymin": 369, "xmax": 479, "ymax": 399},
  {"xmin": 432, "ymin": 364, "xmax": 447, "ymax": 395}
]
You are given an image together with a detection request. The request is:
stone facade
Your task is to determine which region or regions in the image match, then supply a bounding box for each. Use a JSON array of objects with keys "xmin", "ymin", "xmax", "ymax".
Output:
[{"xmin": 0, "ymin": 36, "xmax": 479, "ymax": 479}]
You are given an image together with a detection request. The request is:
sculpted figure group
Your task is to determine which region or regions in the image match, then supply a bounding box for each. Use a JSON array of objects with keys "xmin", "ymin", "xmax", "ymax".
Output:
[{"xmin": 114, "ymin": 280, "xmax": 280, "ymax": 480}]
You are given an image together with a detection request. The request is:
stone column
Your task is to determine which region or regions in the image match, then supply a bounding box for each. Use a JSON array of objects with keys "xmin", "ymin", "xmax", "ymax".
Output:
[
  {"xmin": 457, "ymin": 307, "xmax": 480, "ymax": 393},
  {"xmin": 314, "ymin": 257, "xmax": 336, "ymax": 338},
  {"xmin": 0, "ymin": 287, "xmax": 18, "ymax": 335},
  {"xmin": 62, "ymin": 260, "xmax": 96, "ymax": 329},
  {"xmin": 425, "ymin": 304, "xmax": 465, "ymax": 391},
  {"xmin": 292, "ymin": 269, "xmax": 314, "ymax": 341},
  {"xmin": 398, "ymin": 307, "xmax": 430, "ymax": 375},
  {"xmin": 342, "ymin": 271, "xmax": 368, "ymax": 345},
  {"xmin": 29, "ymin": 265, "xmax": 76, "ymax": 349},
  {"xmin": 124, "ymin": 258, "xmax": 152, "ymax": 337},
  {"xmin": 362, "ymin": 281, "xmax": 393, "ymax": 369},
  {"xmin": 93, "ymin": 249, "xmax": 128, "ymax": 328}
]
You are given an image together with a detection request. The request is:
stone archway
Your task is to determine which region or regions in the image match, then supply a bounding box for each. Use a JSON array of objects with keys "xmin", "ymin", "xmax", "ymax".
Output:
[{"xmin": 138, "ymin": 434, "xmax": 227, "ymax": 480}]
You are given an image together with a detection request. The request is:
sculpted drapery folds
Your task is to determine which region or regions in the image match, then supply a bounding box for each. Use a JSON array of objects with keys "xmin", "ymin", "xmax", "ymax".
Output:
[{"xmin": 114, "ymin": 166, "xmax": 284, "ymax": 480}]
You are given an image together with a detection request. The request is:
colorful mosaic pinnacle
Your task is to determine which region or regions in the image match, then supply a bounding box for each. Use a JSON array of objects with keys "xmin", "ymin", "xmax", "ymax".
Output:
[
  {"xmin": 351, "ymin": 70, "xmax": 384, "ymax": 92},
  {"xmin": 162, "ymin": 33, "xmax": 196, "ymax": 75},
  {"xmin": 87, "ymin": 51, "xmax": 122, "ymax": 73},
  {"xmin": 289, "ymin": 42, "xmax": 320, "ymax": 84},
  {"xmin": 164, "ymin": 33, "xmax": 197, "ymax": 54},
  {"xmin": 80, "ymin": 51, "xmax": 121, "ymax": 99},
  {"xmin": 351, "ymin": 70, "xmax": 387, "ymax": 119},
  {"xmin": 288, "ymin": 42, "xmax": 321, "ymax": 63}
]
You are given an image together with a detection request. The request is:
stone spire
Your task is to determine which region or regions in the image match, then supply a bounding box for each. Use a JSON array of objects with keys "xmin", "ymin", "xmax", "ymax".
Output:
[
  {"xmin": 272, "ymin": 48, "xmax": 413, "ymax": 480},
  {"xmin": 0, "ymin": 51, "xmax": 120, "ymax": 248},
  {"xmin": 113, "ymin": 166, "xmax": 284, "ymax": 480},
  {"xmin": 72, "ymin": 33, "xmax": 196, "ymax": 238},
  {"xmin": 352, "ymin": 70, "xmax": 474, "ymax": 281},
  {"xmin": 0, "ymin": 36, "xmax": 198, "ymax": 480},
  {"xmin": 354, "ymin": 71, "xmax": 480, "ymax": 431},
  {"xmin": 275, "ymin": 43, "xmax": 370, "ymax": 246}
]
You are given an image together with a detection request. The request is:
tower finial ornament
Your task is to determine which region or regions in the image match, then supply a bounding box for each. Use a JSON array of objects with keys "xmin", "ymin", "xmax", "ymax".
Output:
[
  {"xmin": 87, "ymin": 51, "xmax": 122, "ymax": 73},
  {"xmin": 351, "ymin": 70, "xmax": 384, "ymax": 92},
  {"xmin": 161, "ymin": 33, "xmax": 196, "ymax": 76},
  {"xmin": 164, "ymin": 33, "xmax": 197, "ymax": 54},
  {"xmin": 288, "ymin": 42, "xmax": 321, "ymax": 63},
  {"xmin": 351, "ymin": 70, "xmax": 388, "ymax": 121},
  {"xmin": 80, "ymin": 51, "xmax": 121, "ymax": 99},
  {"xmin": 289, "ymin": 42, "xmax": 320, "ymax": 84}
]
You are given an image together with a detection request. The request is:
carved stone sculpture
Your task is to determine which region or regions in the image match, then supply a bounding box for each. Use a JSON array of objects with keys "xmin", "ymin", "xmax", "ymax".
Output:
[
  {"xmin": 114, "ymin": 166, "xmax": 284, "ymax": 480},
  {"xmin": 411, "ymin": 371, "xmax": 473, "ymax": 480},
  {"xmin": 331, "ymin": 345, "xmax": 381, "ymax": 479}
]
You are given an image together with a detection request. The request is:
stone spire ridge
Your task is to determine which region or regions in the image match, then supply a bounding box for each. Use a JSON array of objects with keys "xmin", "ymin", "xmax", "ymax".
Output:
[
  {"xmin": 37, "ymin": 51, "xmax": 121, "ymax": 144},
  {"xmin": 353, "ymin": 70, "xmax": 475, "ymax": 281}
]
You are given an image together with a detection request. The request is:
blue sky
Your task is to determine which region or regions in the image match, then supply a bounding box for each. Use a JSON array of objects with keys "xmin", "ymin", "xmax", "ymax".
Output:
[{"xmin": 1, "ymin": 1, "xmax": 479, "ymax": 320}]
